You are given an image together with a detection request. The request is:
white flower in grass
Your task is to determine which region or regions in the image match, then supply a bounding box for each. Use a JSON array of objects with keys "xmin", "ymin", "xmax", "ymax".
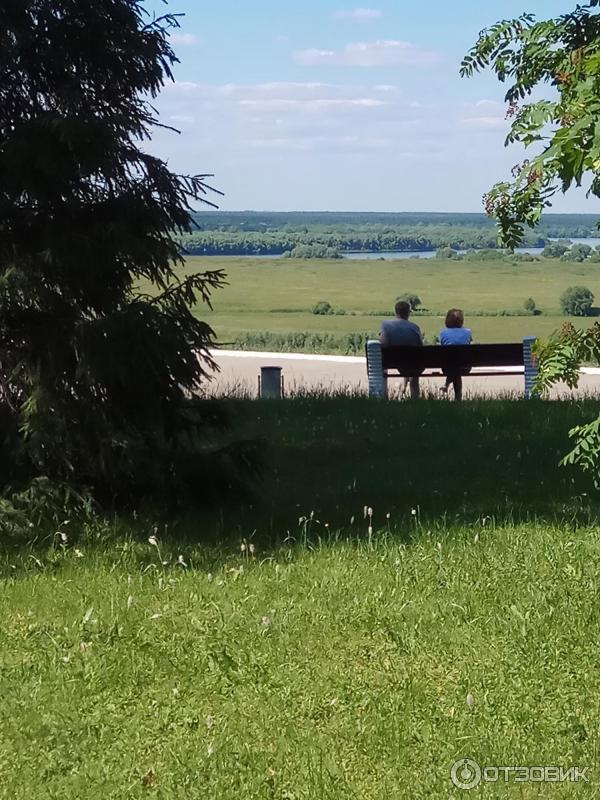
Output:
[
  {"xmin": 177, "ymin": 555, "xmax": 188, "ymax": 568},
  {"xmin": 58, "ymin": 532, "xmax": 68, "ymax": 543},
  {"xmin": 466, "ymin": 692, "xmax": 475, "ymax": 709},
  {"xmin": 148, "ymin": 535, "xmax": 159, "ymax": 547},
  {"xmin": 206, "ymin": 715, "xmax": 215, "ymax": 729},
  {"xmin": 207, "ymin": 743, "xmax": 215, "ymax": 757},
  {"xmin": 261, "ymin": 615, "xmax": 272, "ymax": 628},
  {"xmin": 411, "ymin": 508, "xmax": 417, "ymax": 516},
  {"xmin": 74, "ymin": 549, "xmax": 84, "ymax": 558},
  {"xmin": 127, "ymin": 595, "xmax": 134, "ymax": 610},
  {"xmin": 240, "ymin": 542, "xmax": 247, "ymax": 553},
  {"xmin": 386, "ymin": 513, "xmax": 391, "ymax": 520},
  {"xmin": 249, "ymin": 544, "xmax": 256, "ymax": 556}
]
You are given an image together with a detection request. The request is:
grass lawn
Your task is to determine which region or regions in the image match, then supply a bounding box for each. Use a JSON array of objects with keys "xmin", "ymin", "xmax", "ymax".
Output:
[
  {"xmin": 170, "ymin": 256, "xmax": 600, "ymax": 349},
  {"xmin": 3, "ymin": 524, "xmax": 600, "ymax": 798},
  {"xmin": 2, "ymin": 398, "xmax": 600, "ymax": 798}
]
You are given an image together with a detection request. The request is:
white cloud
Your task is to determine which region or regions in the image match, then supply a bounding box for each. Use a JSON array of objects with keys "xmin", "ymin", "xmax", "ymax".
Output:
[
  {"xmin": 155, "ymin": 81, "xmax": 427, "ymax": 157},
  {"xmin": 169, "ymin": 33, "xmax": 199, "ymax": 46},
  {"xmin": 460, "ymin": 100, "xmax": 507, "ymax": 130},
  {"xmin": 238, "ymin": 97, "xmax": 389, "ymax": 111},
  {"xmin": 334, "ymin": 8, "xmax": 383, "ymax": 21},
  {"xmin": 293, "ymin": 40, "xmax": 441, "ymax": 67},
  {"xmin": 461, "ymin": 116, "xmax": 506, "ymax": 129}
]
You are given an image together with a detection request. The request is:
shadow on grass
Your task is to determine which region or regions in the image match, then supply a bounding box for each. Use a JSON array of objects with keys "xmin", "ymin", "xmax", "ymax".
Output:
[{"xmin": 1, "ymin": 396, "xmax": 599, "ymax": 573}]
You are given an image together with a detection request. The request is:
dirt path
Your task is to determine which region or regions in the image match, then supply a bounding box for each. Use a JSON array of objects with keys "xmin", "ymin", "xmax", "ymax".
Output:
[{"xmin": 208, "ymin": 350, "xmax": 600, "ymax": 399}]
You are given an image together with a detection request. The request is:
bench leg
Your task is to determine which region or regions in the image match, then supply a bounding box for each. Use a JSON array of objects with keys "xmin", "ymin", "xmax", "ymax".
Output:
[
  {"xmin": 523, "ymin": 336, "xmax": 539, "ymax": 398},
  {"xmin": 366, "ymin": 340, "xmax": 387, "ymax": 398}
]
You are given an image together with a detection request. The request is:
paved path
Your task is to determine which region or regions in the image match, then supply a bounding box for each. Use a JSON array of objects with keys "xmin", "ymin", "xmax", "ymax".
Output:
[{"xmin": 208, "ymin": 350, "xmax": 600, "ymax": 399}]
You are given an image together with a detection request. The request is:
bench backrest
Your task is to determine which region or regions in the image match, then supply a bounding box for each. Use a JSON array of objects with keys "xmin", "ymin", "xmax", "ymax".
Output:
[{"xmin": 380, "ymin": 343, "xmax": 524, "ymax": 372}]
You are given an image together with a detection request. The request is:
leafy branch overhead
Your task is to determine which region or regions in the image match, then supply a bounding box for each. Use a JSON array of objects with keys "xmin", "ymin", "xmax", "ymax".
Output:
[{"xmin": 462, "ymin": 1, "xmax": 600, "ymax": 248}]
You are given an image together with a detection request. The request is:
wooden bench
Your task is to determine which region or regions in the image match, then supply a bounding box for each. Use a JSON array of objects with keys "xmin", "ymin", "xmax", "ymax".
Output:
[{"xmin": 366, "ymin": 337, "xmax": 538, "ymax": 398}]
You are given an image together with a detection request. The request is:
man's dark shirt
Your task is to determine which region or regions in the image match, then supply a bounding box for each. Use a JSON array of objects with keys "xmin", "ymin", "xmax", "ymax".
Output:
[{"xmin": 380, "ymin": 318, "xmax": 423, "ymax": 347}]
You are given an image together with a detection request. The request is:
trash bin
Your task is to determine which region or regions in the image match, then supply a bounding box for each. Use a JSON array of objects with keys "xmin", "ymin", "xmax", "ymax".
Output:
[{"xmin": 259, "ymin": 366, "xmax": 283, "ymax": 399}]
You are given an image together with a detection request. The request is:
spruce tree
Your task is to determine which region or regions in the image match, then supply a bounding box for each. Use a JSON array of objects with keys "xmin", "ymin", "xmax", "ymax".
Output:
[{"xmin": 0, "ymin": 1, "xmax": 228, "ymax": 503}]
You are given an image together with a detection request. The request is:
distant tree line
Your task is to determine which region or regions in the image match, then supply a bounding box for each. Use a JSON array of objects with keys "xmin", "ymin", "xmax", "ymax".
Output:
[
  {"xmin": 178, "ymin": 225, "xmax": 546, "ymax": 256},
  {"xmin": 189, "ymin": 210, "xmax": 600, "ymax": 235}
]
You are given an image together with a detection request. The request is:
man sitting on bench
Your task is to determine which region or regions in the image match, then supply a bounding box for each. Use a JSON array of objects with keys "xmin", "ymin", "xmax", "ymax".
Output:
[{"xmin": 380, "ymin": 300, "xmax": 423, "ymax": 399}]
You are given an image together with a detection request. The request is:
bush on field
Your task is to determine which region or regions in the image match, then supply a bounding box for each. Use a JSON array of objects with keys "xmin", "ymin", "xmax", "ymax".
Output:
[
  {"xmin": 436, "ymin": 246, "xmax": 460, "ymax": 259},
  {"xmin": 284, "ymin": 244, "xmax": 342, "ymax": 259},
  {"xmin": 524, "ymin": 297, "xmax": 537, "ymax": 314},
  {"xmin": 396, "ymin": 292, "xmax": 422, "ymax": 311},
  {"xmin": 560, "ymin": 286, "xmax": 595, "ymax": 317},
  {"xmin": 312, "ymin": 301, "xmax": 333, "ymax": 315},
  {"xmin": 465, "ymin": 248, "xmax": 504, "ymax": 261},
  {"xmin": 542, "ymin": 240, "xmax": 572, "ymax": 258},
  {"xmin": 560, "ymin": 243, "xmax": 592, "ymax": 262}
]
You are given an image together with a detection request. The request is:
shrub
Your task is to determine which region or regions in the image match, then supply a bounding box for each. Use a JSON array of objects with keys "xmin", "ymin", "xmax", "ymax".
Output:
[
  {"xmin": 524, "ymin": 297, "xmax": 537, "ymax": 314},
  {"xmin": 560, "ymin": 243, "xmax": 592, "ymax": 262},
  {"xmin": 436, "ymin": 246, "xmax": 460, "ymax": 259},
  {"xmin": 560, "ymin": 286, "xmax": 595, "ymax": 317},
  {"xmin": 542, "ymin": 241, "xmax": 571, "ymax": 258},
  {"xmin": 396, "ymin": 292, "xmax": 422, "ymax": 311},
  {"xmin": 312, "ymin": 301, "xmax": 333, "ymax": 315}
]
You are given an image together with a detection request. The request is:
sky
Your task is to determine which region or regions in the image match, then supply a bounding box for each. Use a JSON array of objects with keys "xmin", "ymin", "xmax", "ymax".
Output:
[{"xmin": 146, "ymin": 0, "xmax": 596, "ymax": 213}]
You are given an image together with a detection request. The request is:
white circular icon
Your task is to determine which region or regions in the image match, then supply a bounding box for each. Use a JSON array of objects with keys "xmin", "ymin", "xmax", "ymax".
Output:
[{"xmin": 451, "ymin": 758, "xmax": 482, "ymax": 790}]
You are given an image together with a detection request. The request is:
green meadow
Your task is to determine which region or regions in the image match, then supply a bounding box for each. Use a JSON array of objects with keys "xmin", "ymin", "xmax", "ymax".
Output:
[
  {"xmin": 2, "ymin": 398, "xmax": 600, "ymax": 799},
  {"xmin": 174, "ymin": 256, "xmax": 600, "ymax": 349}
]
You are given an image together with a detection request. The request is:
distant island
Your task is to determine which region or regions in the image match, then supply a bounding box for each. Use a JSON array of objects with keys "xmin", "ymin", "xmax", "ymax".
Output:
[{"xmin": 180, "ymin": 211, "xmax": 600, "ymax": 257}]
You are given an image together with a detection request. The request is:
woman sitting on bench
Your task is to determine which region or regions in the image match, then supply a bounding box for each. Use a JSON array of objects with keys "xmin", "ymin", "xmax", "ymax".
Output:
[{"xmin": 440, "ymin": 308, "xmax": 472, "ymax": 400}]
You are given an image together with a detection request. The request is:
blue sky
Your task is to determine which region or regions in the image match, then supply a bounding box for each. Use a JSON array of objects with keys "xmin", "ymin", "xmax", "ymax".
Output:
[{"xmin": 147, "ymin": 0, "xmax": 595, "ymax": 213}]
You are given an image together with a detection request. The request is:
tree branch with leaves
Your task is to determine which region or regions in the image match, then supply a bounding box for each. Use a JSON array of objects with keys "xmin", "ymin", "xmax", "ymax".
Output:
[{"xmin": 462, "ymin": 1, "xmax": 600, "ymax": 484}]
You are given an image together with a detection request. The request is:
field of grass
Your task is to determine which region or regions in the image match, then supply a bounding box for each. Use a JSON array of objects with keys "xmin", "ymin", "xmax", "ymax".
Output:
[
  {"xmin": 2, "ymin": 398, "xmax": 600, "ymax": 798},
  {"xmin": 3, "ymin": 522, "xmax": 600, "ymax": 798},
  {"xmin": 173, "ymin": 256, "xmax": 600, "ymax": 350}
]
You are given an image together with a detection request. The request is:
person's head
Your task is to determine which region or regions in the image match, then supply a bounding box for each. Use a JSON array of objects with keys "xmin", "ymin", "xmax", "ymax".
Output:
[
  {"xmin": 445, "ymin": 308, "xmax": 464, "ymax": 328},
  {"xmin": 395, "ymin": 300, "xmax": 411, "ymax": 319}
]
